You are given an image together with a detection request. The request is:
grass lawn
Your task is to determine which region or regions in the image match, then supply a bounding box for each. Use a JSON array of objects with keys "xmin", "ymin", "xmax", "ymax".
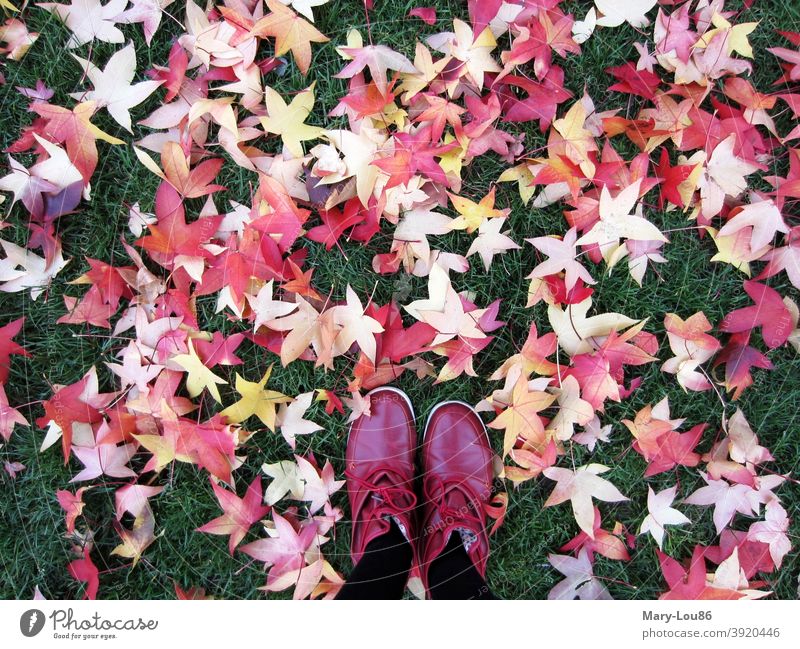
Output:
[{"xmin": 1, "ymin": 0, "xmax": 799, "ymax": 599}]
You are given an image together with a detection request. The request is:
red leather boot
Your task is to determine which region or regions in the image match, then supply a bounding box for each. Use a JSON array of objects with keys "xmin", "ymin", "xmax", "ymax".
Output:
[
  {"xmin": 345, "ymin": 386, "xmax": 418, "ymax": 565},
  {"xmin": 417, "ymin": 400, "xmax": 494, "ymax": 596}
]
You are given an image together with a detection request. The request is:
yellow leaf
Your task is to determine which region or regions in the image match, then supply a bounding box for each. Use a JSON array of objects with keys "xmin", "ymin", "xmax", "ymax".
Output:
[
  {"xmin": 260, "ymin": 83, "xmax": 323, "ymax": 158},
  {"xmin": 220, "ymin": 367, "xmax": 292, "ymax": 431},
  {"xmin": 188, "ymin": 97, "xmax": 239, "ymax": 137},
  {"xmin": 437, "ymin": 132, "xmax": 466, "ymax": 181},
  {"xmin": 253, "ymin": 0, "xmax": 329, "ymax": 75},
  {"xmin": 111, "ymin": 509, "xmax": 158, "ymax": 567},
  {"xmin": 447, "ymin": 186, "xmax": 508, "ymax": 233},
  {"xmin": 706, "ymin": 226, "xmax": 769, "ymax": 277},
  {"xmin": 172, "ymin": 339, "xmax": 227, "ymax": 403},
  {"xmin": 132, "ymin": 433, "xmax": 175, "ymax": 472},
  {"xmin": 489, "ymin": 375, "xmax": 556, "ymax": 456},
  {"xmin": 547, "ymin": 297, "xmax": 639, "ymax": 356},
  {"xmin": 553, "ymin": 101, "xmax": 596, "ymax": 178},
  {"xmin": 498, "ymin": 164, "xmax": 536, "ymax": 205},
  {"xmin": 694, "ymin": 13, "xmax": 758, "ymax": 59},
  {"xmin": 73, "ymin": 101, "xmax": 124, "ymax": 146},
  {"xmin": 133, "ymin": 146, "xmax": 166, "ymax": 179}
]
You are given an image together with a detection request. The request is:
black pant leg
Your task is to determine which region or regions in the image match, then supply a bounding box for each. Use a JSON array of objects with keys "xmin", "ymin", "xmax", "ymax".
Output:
[
  {"xmin": 427, "ymin": 532, "xmax": 496, "ymax": 600},
  {"xmin": 336, "ymin": 520, "xmax": 412, "ymax": 599}
]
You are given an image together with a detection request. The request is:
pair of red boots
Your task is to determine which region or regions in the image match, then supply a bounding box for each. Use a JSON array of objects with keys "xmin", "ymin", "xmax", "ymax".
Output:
[{"xmin": 345, "ymin": 386, "xmax": 495, "ymax": 596}]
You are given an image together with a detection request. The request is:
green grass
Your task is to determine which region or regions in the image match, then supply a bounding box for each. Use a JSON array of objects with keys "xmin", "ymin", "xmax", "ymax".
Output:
[{"xmin": 1, "ymin": 1, "xmax": 799, "ymax": 600}]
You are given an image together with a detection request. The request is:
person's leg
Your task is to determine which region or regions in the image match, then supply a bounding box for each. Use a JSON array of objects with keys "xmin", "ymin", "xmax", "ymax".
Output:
[
  {"xmin": 336, "ymin": 520, "xmax": 412, "ymax": 599},
  {"xmin": 339, "ymin": 386, "xmax": 418, "ymax": 599},
  {"xmin": 427, "ymin": 532, "xmax": 496, "ymax": 600},
  {"xmin": 417, "ymin": 401, "xmax": 497, "ymax": 600}
]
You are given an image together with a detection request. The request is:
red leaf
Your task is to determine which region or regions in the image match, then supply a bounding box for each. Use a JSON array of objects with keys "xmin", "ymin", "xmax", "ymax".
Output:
[
  {"xmin": 713, "ymin": 332, "xmax": 773, "ymax": 400},
  {"xmin": 468, "ymin": 0, "xmax": 502, "ymax": 34},
  {"xmin": 719, "ymin": 281, "xmax": 792, "ymax": 349},
  {"xmin": 643, "ymin": 424, "xmax": 706, "ymax": 477},
  {"xmin": 57, "ymin": 287, "xmax": 116, "ymax": 329},
  {"xmin": 148, "ymin": 41, "xmax": 188, "ymax": 103},
  {"xmin": 607, "ymin": 62, "xmax": 661, "ymax": 100},
  {"xmin": 654, "ymin": 148, "xmax": 694, "ymax": 209},
  {"xmin": 408, "ymin": 7, "xmax": 436, "ymax": 25},
  {"xmin": 31, "ymin": 102, "xmax": 121, "ymax": 181},
  {"xmin": 194, "ymin": 332, "xmax": 245, "ymax": 368},
  {"xmin": 196, "ymin": 476, "xmax": 271, "ymax": 553},
  {"xmin": 160, "ymin": 142, "xmax": 225, "ymax": 198},
  {"xmin": 36, "ymin": 370, "xmax": 110, "ymax": 463},
  {"xmin": 306, "ymin": 202, "xmax": 366, "ymax": 251},
  {"xmin": 0, "ymin": 317, "xmax": 28, "ymax": 383},
  {"xmin": 67, "ymin": 549, "xmax": 99, "ymax": 600},
  {"xmin": 498, "ymin": 69, "xmax": 572, "ymax": 131}
]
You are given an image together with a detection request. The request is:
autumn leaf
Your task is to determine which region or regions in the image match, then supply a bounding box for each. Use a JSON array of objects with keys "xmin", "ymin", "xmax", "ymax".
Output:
[
  {"xmin": 196, "ymin": 476, "xmax": 271, "ymax": 553},
  {"xmin": 172, "ymin": 339, "xmax": 227, "ymax": 403},
  {"xmin": 111, "ymin": 508, "xmax": 158, "ymax": 567},
  {"xmin": 328, "ymin": 285, "xmax": 384, "ymax": 362},
  {"xmin": 748, "ymin": 501, "xmax": 790, "ymax": 569},
  {"xmin": 70, "ymin": 443, "xmax": 137, "ymax": 482},
  {"xmin": 543, "ymin": 463, "xmax": 629, "ymax": 538},
  {"xmin": 658, "ymin": 545, "xmax": 769, "ymax": 600},
  {"xmin": 683, "ymin": 472, "xmax": 758, "ymax": 534},
  {"xmin": 552, "ymin": 100, "xmax": 597, "ymax": 178},
  {"xmin": 694, "ymin": 13, "xmax": 758, "ymax": 59},
  {"xmin": 265, "ymin": 295, "xmax": 324, "ymax": 366},
  {"xmin": 700, "ymin": 135, "xmax": 761, "ymax": 218},
  {"xmin": 70, "ymin": 42, "xmax": 162, "ymax": 132},
  {"xmin": 253, "ymin": 0, "xmax": 329, "ymax": 75},
  {"xmin": 67, "ymin": 549, "xmax": 100, "ymax": 599},
  {"xmin": 220, "ymin": 367, "xmax": 292, "ymax": 431},
  {"xmin": 261, "ymin": 84, "xmax": 324, "ymax": 157},
  {"xmin": 546, "ymin": 374, "xmax": 594, "ymax": 442},
  {"xmin": 527, "ymin": 226, "xmax": 596, "ymax": 291},
  {"xmin": 447, "ymin": 187, "xmax": 509, "ymax": 234},
  {"xmin": 335, "ymin": 29, "xmax": 417, "ymax": 96},
  {"xmin": 547, "ymin": 548, "xmax": 612, "ymax": 600},
  {"xmin": 115, "ymin": 0, "xmax": 175, "ymax": 45},
  {"xmin": 56, "ymin": 487, "xmax": 90, "ymax": 534},
  {"xmin": 595, "ymin": 0, "xmax": 657, "ymax": 29},
  {"xmin": 31, "ymin": 101, "xmax": 124, "ymax": 181},
  {"xmin": 559, "ymin": 506, "xmax": 630, "ymax": 561},
  {"xmin": 725, "ymin": 408, "xmax": 773, "ymax": 466},
  {"xmin": 0, "ymin": 317, "xmax": 28, "ymax": 383},
  {"xmin": 427, "ymin": 19, "xmax": 500, "ymax": 90},
  {"xmin": 489, "ymin": 375, "xmax": 556, "ymax": 456},
  {"xmin": 403, "ymin": 263, "xmax": 487, "ymax": 346},
  {"xmin": 548, "ymin": 296, "xmax": 639, "ymax": 356},
  {"xmin": 262, "ymin": 459, "xmax": 305, "ymax": 506},
  {"xmin": 239, "ymin": 510, "xmax": 317, "ymax": 576},
  {"xmin": 276, "ymin": 391, "xmax": 323, "ymax": 448},
  {"xmin": 466, "ymin": 217, "xmax": 520, "ymax": 271},
  {"xmin": 39, "ymin": 0, "xmax": 127, "ymax": 48},
  {"xmin": 717, "ymin": 200, "xmax": 788, "ymax": 252},
  {"xmin": 138, "ymin": 142, "xmax": 225, "ymax": 199},
  {"xmin": 575, "ymin": 179, "xmax": 667, "ymax": 265},
  {"xmin": 719, "ymin": 280, "xmax": 793, "ymax": 350},
  {"xmin": 639, "ymin": 485, "xmax": 690, "ymax": 550},
  {"xmin": 409, "ymin": 7, "xmax": 436, "ymax": 26},
  {"xmin": 295, "ymin": 456, "xmax": 344, "ymax": 514}
]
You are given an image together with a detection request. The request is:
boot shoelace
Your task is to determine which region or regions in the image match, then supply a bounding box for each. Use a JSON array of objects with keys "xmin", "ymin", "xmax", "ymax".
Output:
[
  {"xmin": 345, "ymin": 467, "xmax": 418, "ymax": 516},
  {"xmin": 424, "ymin": 474, "xmax": 485, "ymax": 547}
]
